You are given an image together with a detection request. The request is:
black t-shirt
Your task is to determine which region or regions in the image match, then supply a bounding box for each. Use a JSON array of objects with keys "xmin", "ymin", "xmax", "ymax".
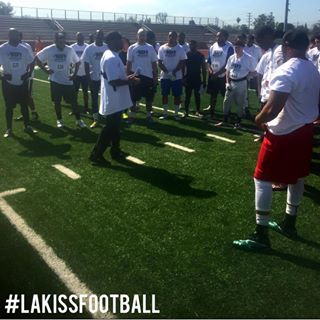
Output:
[{"xmin": 186, "ymin": 51, "xmax": 204, "ymax": 79}]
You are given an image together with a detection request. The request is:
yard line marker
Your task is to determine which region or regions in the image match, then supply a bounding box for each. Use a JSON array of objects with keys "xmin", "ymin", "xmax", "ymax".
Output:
[
  {"xmin": 0, "ymin": 188, "xmax": 112, "ymax": 319},
  {"xmin": 164, "ymin": 142, "xmax": 195, "ymax": 153},
  {"xmin": 52, "ymin": 164, "xmax": 81, "ymax": 180},
  {"xmin": 206, "ymin": 133, "xmax": 236, "ymax": 144},
  {"xmin": 126, "ymin": 156, "xmax": 145, "ymax": 165}
]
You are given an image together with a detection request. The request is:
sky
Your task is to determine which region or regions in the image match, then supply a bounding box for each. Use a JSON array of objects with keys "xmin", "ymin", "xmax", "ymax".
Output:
[{"xmin": 9, "ymin": 0, "xmax": 320, "ymax": 27}]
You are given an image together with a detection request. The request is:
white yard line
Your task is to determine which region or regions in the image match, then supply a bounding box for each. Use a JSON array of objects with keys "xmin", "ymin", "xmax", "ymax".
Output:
[
  {"xmin": 0, "ymin": 188, "xmax": 112, "ymax": 319},
  {"xmin": 164, "ymin": 142, "xmax": 195, "ymax": 153},
  {"xmin": 52, "ymin": 164, "xmax": 81, "ymax": 180},
  {"xmin": 126, "ymin": 156, "xmax": 145, "ymax": 165},
  {"xmin": 206, "ymin": 133, "xmax": 236, "ymax": 144}
]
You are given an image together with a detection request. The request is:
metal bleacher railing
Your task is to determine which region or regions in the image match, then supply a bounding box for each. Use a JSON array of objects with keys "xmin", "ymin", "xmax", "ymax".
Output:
[{"xmin": 12, "ymin": 6, "xmax": 224, "ymax": 28}]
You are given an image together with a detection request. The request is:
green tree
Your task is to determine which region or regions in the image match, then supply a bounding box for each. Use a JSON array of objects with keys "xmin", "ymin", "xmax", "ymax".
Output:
[
  {"xmin": 253, "ymin": 12, "xmax": 275, "ymax": 31},
  {"xmin": 156, "ymin": 12, "xmax": 168, "ymax": 24},
  {"xmin": 0, "ymin": 1, "xmax": 13, "ymax": 15}
]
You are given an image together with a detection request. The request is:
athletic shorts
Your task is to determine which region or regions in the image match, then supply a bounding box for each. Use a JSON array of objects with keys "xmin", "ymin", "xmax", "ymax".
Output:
[
  {"xmin": 206, "ymin": 75, "xmax": 225, "ymax": 96},
  {"xmin": 160, "ymin": 79, "xmax": 183, "ymax": 97},
  {"xmin": 50, "ymin": 81, "xmax": 77, "ymax": 106},
  {"xmin": 2, "ymin": 80, "xmax": 29, "ymax": 107},
  {"xmin": 131, "ymin": 75, "xmax": 156, "ymax": 102},
  {"xmin": 73, "ymin": 75, "xmax": 89, "ymax": 93},
  {"xmin": 254, "ymin": 124, "xmax": 314, "ymax": 184}
]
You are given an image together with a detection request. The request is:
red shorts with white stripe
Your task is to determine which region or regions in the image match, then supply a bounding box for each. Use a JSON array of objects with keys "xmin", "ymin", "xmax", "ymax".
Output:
[{"xmin": 254, "ymin": 124, "xmax": 314, "ymax": 185}]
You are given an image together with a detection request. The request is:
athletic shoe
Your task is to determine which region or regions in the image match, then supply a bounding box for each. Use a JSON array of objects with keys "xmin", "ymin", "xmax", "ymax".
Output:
[
  {"xmin": 76, "ymin": 119, "xmax": 87, "ymax": 128},
  {"xmin": 31, "ymin": 111, "xmax": 39, "ymax": 120},
  {"xmin": 122, "ymin": 113, "xmax": 129, "ymax": 119},
  {"xmin": 89, "ymin": 154, "xmax": 110, "ymax": 166},
  {"xmin": 90, "ymin": 121, "xmax": 100, "ymax": 129},
  {"xmin": 24, "ymin": 125, "xmax": 37, "ymax": 134},
  {"xmin": 183, "ymin": 113, "xmax": 189, "ymax": 118},
  {"xmin": 146, "ymin": 116, "xmax": 154, "ymax": 124},
  {"xmin": 56, "ymin": 120, "xmax": 64, "ymax": 128},
  {"xmin": 110, "ymin": 150, "xmax": 129, "ymax": 161},
  {"xmin": 83, "ymin": 107, "xmax": 90, "ymax": 115},
  {"xmin": 214, "ymin": 121, "xmax": 224, "ymax": 127},
  {"xmin": 233, "ymin": 231, "xmax": 271, "ymax": 250},
  {"xmin": 3, "ymin": 129, "xmax": 12, "ymax": 138},
  {"xmin": 268, "ymin": 220, "xmax": 298, "ymax": 239},
  {"xmin": 15, "ymin": 115, "xmax": 24, "ymax": 121},
  {"xmin": 203, "ymin": 106, "xmax": 211, "ymax": 112},
  {"xmin": 69, "ymin": 111, "xmax": 74, "ymax": 116},
  {"xmin": 174, "ymin": 115, "xmax": 181, "ymax": 121},
  {"xmin": 233, "ymin": 123, "xmax": 241, "ymax": 129},
  {"xmin": 195, "ymin": 112, "xmax": 202, "ymax": 117},
  {"xmin": 159, "ymin": 114, "xmax": 168, "ymax": 120}
]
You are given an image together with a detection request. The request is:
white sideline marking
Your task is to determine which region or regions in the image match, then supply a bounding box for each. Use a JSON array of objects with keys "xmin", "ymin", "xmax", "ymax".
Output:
[
  {"xmin": 52, "ymin": 164, "xmax": 81, "ymax": 180},
  {"xmin": 0, "ymin": 188, "xmax": 112, "ymax": 319},
  {"xmin": 206, "ymin": 133, "xmax": 236, "ymax": 144},
  {"xmin": 164, "ymin": 142, "xmax": 195, "ymax": 153},
  {"xmin": 126, "ymin": 156, "xmax": 145, "ymax": 165}
]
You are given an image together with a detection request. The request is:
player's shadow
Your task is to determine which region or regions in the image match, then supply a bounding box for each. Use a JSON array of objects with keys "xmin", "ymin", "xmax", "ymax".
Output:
[
  {"xmin": 133, "ymin": 118, "xmax": 212, "ymax": 142},
  {"xmin": 13, "ymin": 134, "xmax": 71, "ymax": 160},
  {"xmin": 63, "ymin": 127, "xmax": 98, "ymax": 144},
  {"xmin": 32, "ymin": 121, "xmax": 68, "ymax": 139},
  {"xmin": 121, "ymin": 129, "xmax": 164, "ymax": 148},
  {"xmin": 111, "ymin": 161, "xmax": 216, "ymax": 198},
  {"xmin": 304, "ymin": 184, "xmax": 320, "ymax": 205}
]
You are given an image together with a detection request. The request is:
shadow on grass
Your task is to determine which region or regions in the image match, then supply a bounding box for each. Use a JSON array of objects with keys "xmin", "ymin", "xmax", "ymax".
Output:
[
  {"xmin": 63, "ymin": 127, "xmax": 98, "ymax": 144},
  {"xmin": 121, "ymin": 129, "xmax": 164, "ymax": 148},
  {"xmin": 111, "ymin": 160, "xmax": 216, "ymax": 198},
  {"xmin": 32, "ymin": 121, "xmax": 68, "ymax": 139},
  {"xmin": 13, "ymin": 134, "xmax": 72, "ymax": 160},
  {"xmin": 304, "ymin": 184, "xmax": 320, "ymax": 205},
  {"xmin": 310, "ymin": 161, "xmax": 320, "ymax": 176}
]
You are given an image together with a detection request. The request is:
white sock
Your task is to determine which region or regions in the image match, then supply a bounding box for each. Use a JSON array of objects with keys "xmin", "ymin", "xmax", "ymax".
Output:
[
  {"xmin": 254, "ymin": 178, "xmax": 273, "ymax": 212},
  {"xmin": 286, "ymin": 179, "xmax": 304, "ymax": 216},
  {"xmin": 256, "ymin": 214, "xmax": 270, "ymax": 226}
]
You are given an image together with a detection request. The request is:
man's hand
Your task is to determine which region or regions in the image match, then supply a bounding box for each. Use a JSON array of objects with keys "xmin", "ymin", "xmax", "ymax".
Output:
[
  {"xmin": 128, "ymin": 75, "xmax": 140, "ymax": 85},
  {"xmin": 21, "ymin": 72, "xmax": 31, "ymax": 81},
  {"xmin": 69, "ymin": 74, "xmax": 77, "ymax": 81}
]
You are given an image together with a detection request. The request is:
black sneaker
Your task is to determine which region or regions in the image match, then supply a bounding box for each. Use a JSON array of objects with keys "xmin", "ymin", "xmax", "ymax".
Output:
[
  {"xmin": 233, "ymin": 231, "xmax": 271, "ymax": 250},
  {"xmin": 89, "ymin": 154, "xmax": 111, "ymax": 166},
  {"xmin": 269, "ymin": 220, "xmax": 298, "ymax": 239},
  {"xmin": 24, "ymin": 125, "xmax": 38, "ymax": 134},
  {"xmin": 110, "ymin": 150, "xmax": 129, "ymax": 161}
]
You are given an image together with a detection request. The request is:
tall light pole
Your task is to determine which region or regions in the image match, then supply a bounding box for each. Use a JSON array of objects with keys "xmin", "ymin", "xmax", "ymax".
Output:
[{"xmin": 284, "ymin": 0, "xmax": 290, "ymax": 32}]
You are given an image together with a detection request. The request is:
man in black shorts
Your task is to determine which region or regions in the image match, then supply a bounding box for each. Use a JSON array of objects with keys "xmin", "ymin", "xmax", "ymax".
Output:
[
  {"xmin": 206, "ymin": 30, "xmax": 234, "ymax": 119},
  {"xmin": 126, "ymin": 29, "xmax": 158, "ymax": 123},
  {"xmin": 183, "ymin": 40, "xmax": 206, "ymax": 117},
  {"xmin": 0, "ymin": 28, "xmax": 37, "ymax": 137}
]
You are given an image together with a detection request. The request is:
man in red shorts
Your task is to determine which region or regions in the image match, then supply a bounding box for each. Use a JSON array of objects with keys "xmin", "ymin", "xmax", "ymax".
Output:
[{"xmin": 233, "ymin": 30, "xmax": 320, "ymax": 250}]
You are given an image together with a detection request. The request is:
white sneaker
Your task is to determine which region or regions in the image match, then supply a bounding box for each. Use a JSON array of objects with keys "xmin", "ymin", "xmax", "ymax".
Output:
[
  {"xmin": 56, "ymin": 119, "xmax": 64, "ymax": 128},
  {"xmin": 76, "ymin": 119, "xmax": 87, "ymax": 128},
  {"xmin": 159, "ymin": 113, "xmax": 168, "ymax": 120}
]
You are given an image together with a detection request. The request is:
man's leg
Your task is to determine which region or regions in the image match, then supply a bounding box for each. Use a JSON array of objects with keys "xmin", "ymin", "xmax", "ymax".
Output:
[
  {"xmin": 90, "ymin": 80, "xmax": 100, "ymax": 127},
  {"xmin": 4, "ymin": 104, "xmax": 14, "ymax": 136},
  {"xmin": 220, "ymin": 87, "xmax": 233, "ymax": 125},
  {"xmin": 172, "ymin": 79, "xmax": 183, "ymax": 120},
  {"xmin": 110, "ymin": 111, "xmax": 126, "ymax": 159},
  {"xmin": 234, "ymin": 81, "xmax": 247, "ymax": 128},
  {"xmin": 184, "ymin": 84, "xmax": 192, "ymax": 116},
  {"xmin": 159, "ymin": 79, "xmax": 170, "ymax": 119},
  {"xmin": 80, "ymin": 76, "xmax": 89, "ymax": 112}
]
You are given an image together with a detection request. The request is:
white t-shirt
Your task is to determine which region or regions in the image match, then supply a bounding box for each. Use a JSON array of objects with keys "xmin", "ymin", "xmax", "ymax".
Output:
[
  {"xmin": 226, "ymin": 52, "xmax": 256, "ymax": 80},
  {"xmin": 256, "ymin": 45, "xmax": 283, "ymax": 102},
  {"xmin": 127, "ymin": 42, "xmax": 157, "ymax": 79},
  {"xmin": 21, "ymin": 41, "xmax": 35, "ymax": 79},
  {"xmin": 268, "ymin": 58, "xmax": 320, "ymax": 135},
  {"xmin": 208, "ymin": 41, "xmax": 234, "ymax": 78},
  {"xmin": 0, "ymin": 42, "xmax": 34, "ymax": 86},
  {"xmin": 307, "ymin": 47, "xmax": 320, "ymax": 67},
  {"xmin": 244, "ymin": 44, "xmax": 262, "ymax": 67},
  {"xmin": 180, "ymin": 42, "xmax": 190, "ymax": 53},
  {"xmin": 70, "ymin": 43, "xmax": 88, "ymax": 76},
  {"xmin": 82, "ymin": 43, "xmax": 108, "ymax": 81},
  {"xmin": 157, "ymin": 44, "xmax": 187, "ymax": 80},
  {"xmin": 37, "ymin": 44, "xmax": 79, "ymax": 85},
  {"xmin": 99, "ymin": 50, "xmax": 132, "ymax": 116}
]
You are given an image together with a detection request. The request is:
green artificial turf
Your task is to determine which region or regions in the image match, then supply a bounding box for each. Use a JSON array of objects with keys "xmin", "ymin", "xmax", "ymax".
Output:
[{"xmin": 0, "ymin": 71, "xmax": 319, "ymax": 319}]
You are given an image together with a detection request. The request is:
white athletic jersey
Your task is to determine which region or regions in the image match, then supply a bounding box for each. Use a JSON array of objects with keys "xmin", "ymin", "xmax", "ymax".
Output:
[
  {"xmin": 70, "ymin": 43, "xmax": 88, "ymax": 76},
  {"xmin": 256, "ymin": 45, "xmax": 283, "ymax": 103},
  {"xmin": 180, "ymin": 42, "xmax": 190, "ymax": 53},
  {"xmin": 244, "ymin": 44, "xmax": 262, "ymax": 67},
  {"xmin": 268, "ymin": 58, "xmax": 320, "ymax": 135},
  {"xmin": 307, "ymin": 47, "xmax": 320, "ymax": 68},
  {"xmin": 208, "ymin": 41, "xmax": 234, "ymax": 78},
  {"xmin": 154, "ymin": 43, "xmax": 161, "ymax": 53},
  {"xmin": 82, "ymin": 43, "xmax": 108, "ymax": 81},
  {"xmin": 37, "ymin": 44, "xmax": 79, "ymax": 85},
  {"xmin": 0, "ymin": 42, "xmax": 34, "ymax": 86},
  {"xmin": 127, "ymin": 43, "xmax": 157, "ymax": 79},
  {"xmin": 158, "ymin": 44, "xmax": 187, "ymax": 80},
  {"xmin": 99, "ymin": 50, "xmax": 132, "ymax": 116},
  {"xmin": 226, "ymin": 52, "xmax": 256, "ymax": 80}
]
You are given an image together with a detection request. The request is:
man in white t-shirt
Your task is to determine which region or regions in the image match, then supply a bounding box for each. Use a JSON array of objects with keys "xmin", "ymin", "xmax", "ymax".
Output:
[
  {"xmin": 158, "ymin": 31, "xmax": 187, "ymax": 120},
  {"xmin": 234, "ymin": 30, "xmax": 320, "ymax": 250},
  {"xmin": 36, "ymin": 32, "xmax": 86, "ymax": 128},
  {"xmin": 307, "ymin": 34, "xmax": 320, "ymax": 68},
  {"xmin": 89, "ymin": 32, "xmax": 140, "ymax": 166},
  {"xmin": 126, "ymin": 28, "xmax": 158, "ymax": 123},
  {"xmin": 206, "ymin": 30, "xmax": 234, "ymax": 119},
  {"xmin": 0, "ymin": 28, "xmax": 37, "ymax": 138},
  {"xmin": 146, "ymin": 31, "xmax": 161, "ymax": 53},
  {"xmin": 178, "ymin": 32, "xmax": 190, "ymax": 53},
  {"xmin": 82, "ymin": 30, "xmax": 108, "ymax": 128},
  {"xmin": 218, "ymin": 39, "xmax": 255, "ymax": 128},
  {"xmin": 71, "ymin": 32, "xmax": 89, "ymax": 113}
]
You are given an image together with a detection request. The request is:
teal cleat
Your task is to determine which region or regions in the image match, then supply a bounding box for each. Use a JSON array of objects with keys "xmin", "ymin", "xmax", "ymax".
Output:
[
  {"xmin": 233, "ymin": 232, "xmax": 271, "ymax": 251},
  {"xmin": 268, "ymin": 220, "xmax": 298, "ymax": 239}
]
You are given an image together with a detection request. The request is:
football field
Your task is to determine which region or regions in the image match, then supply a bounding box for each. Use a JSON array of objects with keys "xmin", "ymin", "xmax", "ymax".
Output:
[{"xmin": 1, "ymin": 71, "xmax": 320, "ymax": 318}]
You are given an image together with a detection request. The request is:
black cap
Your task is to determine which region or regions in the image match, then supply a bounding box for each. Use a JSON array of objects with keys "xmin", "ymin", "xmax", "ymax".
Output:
[{"xmin": 282, "ymin": 30, "xmax": 309, "ymax": 51}]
